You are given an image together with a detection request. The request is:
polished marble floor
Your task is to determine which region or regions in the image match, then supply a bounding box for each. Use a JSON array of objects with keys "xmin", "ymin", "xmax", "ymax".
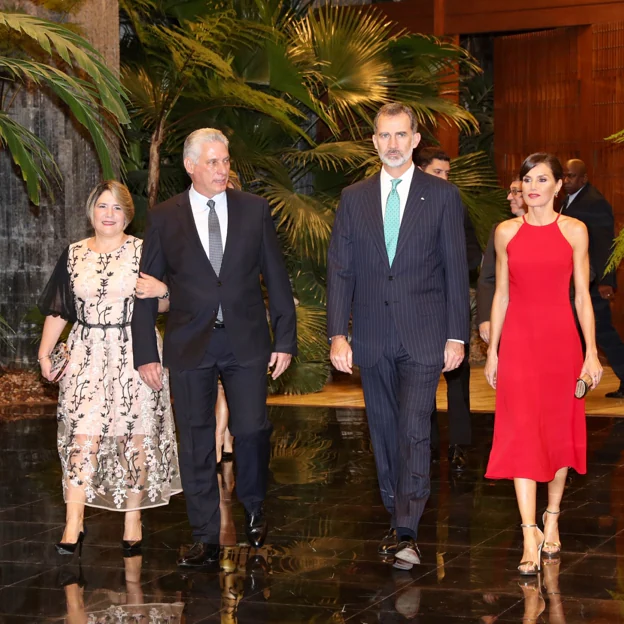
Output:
[{"xmin": 2, "ymin": 405, "xmax": 624, "ymax": 622}]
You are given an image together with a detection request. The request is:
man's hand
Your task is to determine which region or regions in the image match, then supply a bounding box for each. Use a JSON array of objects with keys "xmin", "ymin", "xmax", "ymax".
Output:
[
  {"xmin": 442, "ymin": 341, "xmax": 464, "ymax": 372},
  {"xmin": 138, "ymin": 362, "xmax": 163, "ymax": 391},
  {"xmin": 330, "ymin": 336, "xmax": 352, "ymax": 374},
  {"xmin": 598, "ymin": 285, "xmax": 615, "ymax": 301},
  {"xmin": 269, "ymin": 352, "xmax": 292, "ymax": 380},
  {"xmin": 479, "ymin": 321, "xmax": 491, "ymax": 344}
]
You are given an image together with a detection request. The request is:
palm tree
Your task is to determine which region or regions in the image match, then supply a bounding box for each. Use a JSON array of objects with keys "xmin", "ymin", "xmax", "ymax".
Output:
[
  {"xmin": 0, "ymin": 11, "xmax": 129, "ymax": 205},
  {"xmin": 121, "ymin": 0, "xmax": 484, "ymax": 393}
]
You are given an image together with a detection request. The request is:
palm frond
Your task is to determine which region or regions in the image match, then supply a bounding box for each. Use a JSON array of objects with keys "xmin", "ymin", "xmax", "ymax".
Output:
[
  {"xmin": 0, "ymin": 112, "xmax": 61, "ymax": 205},
  {"xmin": 0, "ymin": 12, "xmax": 129, "ymax": 123},
  {"xmin": 606, "ymin": 128, "xmax": 624, "ymax": 143},
  {"xmin": 450, "ymin": 151, "xmax": 501, "ymax": 191},
  {"xmin": 261, "ymin": 180, "xmax": 334, "ymax": 263},
  {"xmin": 460, "ymin": 189, "xmax": 509, "ymax": 249},
  {"xmin": 282, "ymin": 141, "xmax": 375, "ymax": 172},
  {"xmin": 604, "ymin": 232, "xmax": 621, "ymax": 274}
]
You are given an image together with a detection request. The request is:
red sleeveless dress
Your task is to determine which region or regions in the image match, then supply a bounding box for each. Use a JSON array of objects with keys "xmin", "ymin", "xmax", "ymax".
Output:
[{"xmin": 485, "ymin": 215, "xmax": 586, "ymax": 482}]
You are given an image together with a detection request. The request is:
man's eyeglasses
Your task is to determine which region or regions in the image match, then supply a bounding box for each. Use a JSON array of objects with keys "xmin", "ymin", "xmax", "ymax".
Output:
[{"xmin": 508, "ymin": 188, "xmax": 522, "ymax": 196}]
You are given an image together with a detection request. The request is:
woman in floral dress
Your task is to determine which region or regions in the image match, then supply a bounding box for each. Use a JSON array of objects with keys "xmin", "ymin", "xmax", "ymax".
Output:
[{"xmin": 38, "ymin": 181, "xmax": 182, "ymax": 554}]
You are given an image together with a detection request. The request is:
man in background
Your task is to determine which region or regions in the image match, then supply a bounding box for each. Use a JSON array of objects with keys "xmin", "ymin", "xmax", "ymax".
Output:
[
  {"xmin": 416, "ymin": 147, "xmax": 481, "ymax": 472},
  {"xmin": 561, "ymin": 159, "xmax": 624, "ymax": 398}
]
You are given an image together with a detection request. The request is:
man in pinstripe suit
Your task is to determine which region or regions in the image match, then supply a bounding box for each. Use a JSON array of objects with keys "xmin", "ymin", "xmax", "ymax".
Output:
[{"xmin": 327, "ymin": 103, "xmax": 469, "ymax": 570}]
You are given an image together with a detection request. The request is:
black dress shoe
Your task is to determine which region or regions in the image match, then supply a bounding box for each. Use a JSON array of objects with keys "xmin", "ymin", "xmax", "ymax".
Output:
[
  {"xmin": 394, "ymin": 538, "xmax": 421, "ymax": 566},
  {"xmin": 606, "ymin": 387, "xmax": 624, "ymax": 398},
  {"xmin": 177, "ymin": 542, "xmax": 220, "ymax": 568},
  {"xmin": 378, "ymin": 528, "xmax": 398, "ymax": 555},
  {"xmin": 245, "ymin": 507, "xmax": 268, "ymax": 548},
  {"xmin": 430, "ymin": 446, "xmax": 440, "ymax": 463},
  {"xmin": 448, "ymin": 445, "xmax": 467, "ymax": 472}
]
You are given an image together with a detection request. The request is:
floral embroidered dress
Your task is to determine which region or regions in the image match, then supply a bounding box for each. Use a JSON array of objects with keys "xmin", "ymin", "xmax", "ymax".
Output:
[{"xmin": 39, "ymin": 236, "xmax": 182, "ymax": 511}]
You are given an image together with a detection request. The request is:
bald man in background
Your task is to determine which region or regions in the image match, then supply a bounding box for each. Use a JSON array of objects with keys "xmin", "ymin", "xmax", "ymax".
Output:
[{"xmin": 561, "ymin": 159, "xmax": 624, "ymax": 398}]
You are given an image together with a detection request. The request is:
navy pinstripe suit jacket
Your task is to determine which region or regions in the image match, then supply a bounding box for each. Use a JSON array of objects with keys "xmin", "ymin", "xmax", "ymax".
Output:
[{"xmin": 327, "ymin": 168, "xmax": 470, "ymax": 368}]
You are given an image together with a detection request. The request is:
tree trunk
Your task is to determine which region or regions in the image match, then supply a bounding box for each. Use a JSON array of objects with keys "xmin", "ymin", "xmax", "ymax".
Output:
[
  {"xmin": 147, "ymin": 119, "xmax": 166, "ymax": 210},
  {"xmin": 0, "ymin": 0, "xmax": 120, "ymax": 366}
]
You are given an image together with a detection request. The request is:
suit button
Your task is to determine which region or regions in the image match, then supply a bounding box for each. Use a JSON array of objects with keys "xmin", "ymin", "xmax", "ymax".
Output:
[
  {"xmin": 217, "ymin": 281, "xmax": 222, "ymax": 287},
  {"xmin": 385, "ymin": 301, "xmax": 389, "ymax": 306},
  {"xmin": 388, "ymin": 276, "xmax": 394, "ymax": 281}
]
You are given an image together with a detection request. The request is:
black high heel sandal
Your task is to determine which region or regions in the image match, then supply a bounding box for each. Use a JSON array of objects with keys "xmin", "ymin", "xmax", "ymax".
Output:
[
  {"xmin": 55, "ymin": 525, "xmax": 87, "ymax": 557},
  {"xmin": 121, "ymin": 539, "xmax": 143, "ymax": 557},
  {"xmin": 122, "ymin": 522, "xmax": 143, "ymax": 557}
]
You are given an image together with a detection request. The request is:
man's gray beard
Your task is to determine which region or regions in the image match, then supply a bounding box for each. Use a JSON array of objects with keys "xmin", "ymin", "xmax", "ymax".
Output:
[{"xmin": 379, "ymin": 152, "xmax": 410, "ymax": 168}]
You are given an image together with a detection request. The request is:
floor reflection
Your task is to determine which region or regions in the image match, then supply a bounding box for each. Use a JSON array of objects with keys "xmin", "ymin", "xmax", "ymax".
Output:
[{"xmin": 1, "ymin": 407, "xmax": 624, "ymax": 622}]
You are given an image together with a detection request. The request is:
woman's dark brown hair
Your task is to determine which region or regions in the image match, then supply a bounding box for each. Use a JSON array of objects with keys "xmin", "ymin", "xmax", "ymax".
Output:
[{"xmin": 519, "ymin": 153, "xmax": 564, "ymax": 181}]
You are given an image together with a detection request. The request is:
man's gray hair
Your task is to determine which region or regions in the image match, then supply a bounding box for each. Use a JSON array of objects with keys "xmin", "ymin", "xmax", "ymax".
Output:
[
  {"xmin": 183, "ymin": 128, "xmax": 229, "ymax": 164},
  {"xmin": 374, "ymin": 103, "xmax": 418, "ymax": 134}
]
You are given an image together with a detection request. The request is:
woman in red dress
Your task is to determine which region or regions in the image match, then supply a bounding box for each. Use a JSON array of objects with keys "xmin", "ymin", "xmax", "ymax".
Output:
[{"xmin": 484, "ymin": 153, "xmax": 602, "ymax": 575}]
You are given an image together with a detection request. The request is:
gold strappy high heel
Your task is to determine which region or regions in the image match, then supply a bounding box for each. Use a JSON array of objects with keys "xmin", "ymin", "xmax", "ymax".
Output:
[
  {"xmin": 518, "ymin": 523, "xmax": 544, "ymax": 576},
  {"xmin": 541, "ymin": 509, "xmax": 562, "ymax": 559}
]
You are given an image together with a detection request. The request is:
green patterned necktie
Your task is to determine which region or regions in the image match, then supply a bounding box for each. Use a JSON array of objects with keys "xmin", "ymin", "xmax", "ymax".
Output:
[{"xmin": 384, "ymin": 178, "xmax": 402, "ymax": 265}]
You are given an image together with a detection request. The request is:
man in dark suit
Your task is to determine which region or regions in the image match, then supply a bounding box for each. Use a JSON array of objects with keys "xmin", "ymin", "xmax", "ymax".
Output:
[
  {"xmin": 132, "ymin": 128, "xmax": 297, "ymax": 567},
  {"xmin": 477, "ymin": 176, "xmax": 527, "ymax": 343},
  {"xmin": 416, "ymin": 147, "xmax": 481, "ymax": 472},
  {"xmin": 561, "ymin": 159, "xmax": 624, "ymax": 398},
  {"xmin": 327, "ymin": 103, "xmax": 469, "ymax": 571}
]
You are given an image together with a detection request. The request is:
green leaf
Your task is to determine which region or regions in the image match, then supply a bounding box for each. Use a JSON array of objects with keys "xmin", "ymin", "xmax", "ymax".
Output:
[{"xmin": 0, "ymin": 112, "xmax": 61, "ymax": 205}]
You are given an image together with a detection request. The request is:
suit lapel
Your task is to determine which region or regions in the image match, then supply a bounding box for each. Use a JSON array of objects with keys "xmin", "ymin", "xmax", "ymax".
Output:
[
  {"xmin": 220, "ymin": 188, "xmax": 242, "ymax": 277},
  {"xmin": 394, "ymin": 168, "xmax": 430, "ymax": 261},
  {"xmin": 175, "ymin": 189, "xmax": 216, "ymax": 277},
  {"xmin": 362, "ymin": 174, "xmax": 390, "ymax": 269}
]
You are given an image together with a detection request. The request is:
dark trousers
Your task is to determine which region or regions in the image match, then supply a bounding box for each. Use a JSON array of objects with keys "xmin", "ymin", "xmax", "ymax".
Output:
[
  {"xmin": 430, "ymin": 355, "xmax": 472, "ymax": 449},
  {"xmin": 169, "ymin": 328, "xmax": 272, "ymax": 543},
  {"xmin": 359, "ymin": 319, "xmax": 440, "ymax": 536},
  {"xmin": 591, "ymin": 286, "xmax": 624, "ymax": 383}
]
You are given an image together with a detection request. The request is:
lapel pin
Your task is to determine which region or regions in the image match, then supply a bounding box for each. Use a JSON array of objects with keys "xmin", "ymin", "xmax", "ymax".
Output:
[{"xmin": 421, "ymin": 197, "xmax": 425, "ymax": 200}]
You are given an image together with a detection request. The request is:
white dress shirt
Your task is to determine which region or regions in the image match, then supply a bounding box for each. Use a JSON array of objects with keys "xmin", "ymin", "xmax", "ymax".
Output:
[
  {"xmin": 189, "ymin": 185, "xmax": 228, "ymax": 259},
  {"xmin": 565, "ymin": 184, "xmax": 586, "ymax": 209},
  {"xmin": 379, "ymin": 163, "xmax": 415, "ymax": 223}
]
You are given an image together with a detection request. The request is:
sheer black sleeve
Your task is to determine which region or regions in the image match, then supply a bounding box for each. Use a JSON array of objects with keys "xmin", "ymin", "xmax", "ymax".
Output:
[{"xmin": 37, "ymin": 246, "xmax": 77, "ymax": 322}]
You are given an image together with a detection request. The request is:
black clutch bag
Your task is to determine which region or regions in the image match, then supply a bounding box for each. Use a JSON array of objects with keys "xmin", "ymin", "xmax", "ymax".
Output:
[
  {"xmin": 575, "ymin": 374, "xmax": 592, "ymax": 399},
  {"xmin": 48, "ymin": 342, "xmax": 70, "ymax": 383}
]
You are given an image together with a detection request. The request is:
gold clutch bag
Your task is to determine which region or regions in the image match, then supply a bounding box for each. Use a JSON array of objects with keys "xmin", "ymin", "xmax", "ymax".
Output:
[
  {"xmin": 575, "ymin": 374, "xmax": 592, "ymax": 399},
  {"xmin": 48, "ymin": 342, "xmax": 70, "ymax": 383}
]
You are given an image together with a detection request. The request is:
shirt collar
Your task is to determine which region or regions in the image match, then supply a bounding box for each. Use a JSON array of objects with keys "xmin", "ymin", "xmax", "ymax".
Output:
[
  {"xmin": 380, "ymin": 162, "xmax": 415, "ymax": 189},
  {"xmin": 567, "ymin": 184, "xmax": 586, "ymax": 204},
  {"xmin": 189, "ymin": 185, "xmax": 226, "ymax": 212}
]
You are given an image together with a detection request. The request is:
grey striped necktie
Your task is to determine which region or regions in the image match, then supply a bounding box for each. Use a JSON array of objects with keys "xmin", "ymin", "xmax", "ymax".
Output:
[{"xmin": 207, "ymin": 199, "xmax": 223, "ymax": 322}]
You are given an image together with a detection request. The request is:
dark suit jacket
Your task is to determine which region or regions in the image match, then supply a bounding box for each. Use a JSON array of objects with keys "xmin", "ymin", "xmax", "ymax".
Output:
[
  {"xmin": 327, "ymin": 168, "xmax": 469, "ymax": 369},
  {"xmin": 132, "ymin": 188, "xmax": 297, "ymax": 371},
  {"xmin": 476, "ymin": 223, "xmax": 497, "ymax": 325},
  {"xmin": 465, "ymin": 211, "xmax": 482, "ymax": 272},
  {"xmin": 564, "ymin": 183, "xmax": 616, "ymax": 289}
]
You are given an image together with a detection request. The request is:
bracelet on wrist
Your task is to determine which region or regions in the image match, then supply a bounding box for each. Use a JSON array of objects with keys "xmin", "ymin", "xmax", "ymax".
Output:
[
  {"xmin": 38, "ymin": 354, "xmax": 50, "ymax": 362},
  {"xmin": 158, "ymin": 290, "xmax": 170, "ymax": 300}
]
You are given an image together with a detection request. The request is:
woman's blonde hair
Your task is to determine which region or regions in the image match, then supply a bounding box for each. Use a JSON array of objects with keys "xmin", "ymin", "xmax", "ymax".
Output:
[{"xmin": 85, "ymin": 180, "xmax": 135, "ymax": 227}]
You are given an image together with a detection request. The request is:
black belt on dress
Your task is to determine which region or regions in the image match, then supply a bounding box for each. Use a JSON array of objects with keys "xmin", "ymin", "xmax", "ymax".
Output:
[{"xmin": 76, "ymin": 319, "xmax": 131, "ymax": 342}]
